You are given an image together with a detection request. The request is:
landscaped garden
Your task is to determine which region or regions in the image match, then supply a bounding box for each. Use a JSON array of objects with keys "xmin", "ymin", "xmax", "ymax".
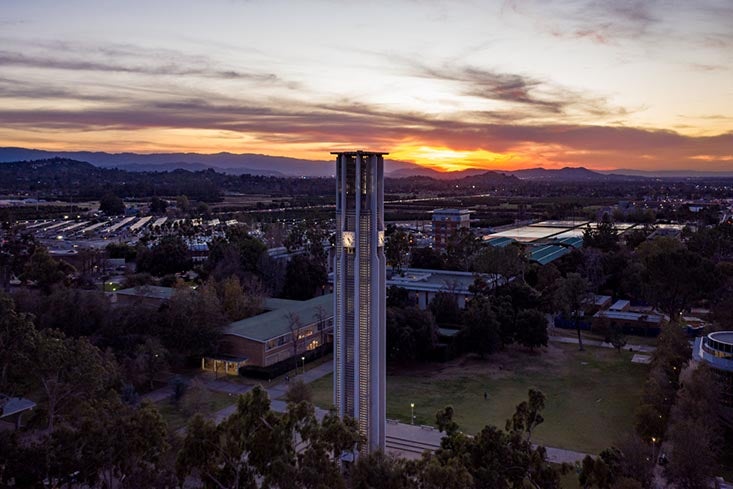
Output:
[{"xmin": 309, "ymin": 342, "xmax": 649, "ymax": 454}]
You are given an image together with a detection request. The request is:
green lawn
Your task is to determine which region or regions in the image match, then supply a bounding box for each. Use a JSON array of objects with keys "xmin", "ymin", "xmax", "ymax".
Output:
[
  {"xmin": 156, "ymin": 390, "xmax": 235, "ymax": 431},
  {"xmin": 309, "ymin": 343, "xmax": 648, "ymax": 454}
]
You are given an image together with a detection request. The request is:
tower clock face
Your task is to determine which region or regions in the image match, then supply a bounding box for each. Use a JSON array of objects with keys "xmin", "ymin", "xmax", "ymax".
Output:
[{"xmin": 342, "ymin": 231, "xmax": 355, "ymax": 248}]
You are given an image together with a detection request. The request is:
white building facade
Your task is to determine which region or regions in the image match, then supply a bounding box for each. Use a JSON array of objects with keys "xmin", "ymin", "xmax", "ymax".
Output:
[{"xmin": 332, "ymin": 151, "xmax": 387, "ymax": 455}]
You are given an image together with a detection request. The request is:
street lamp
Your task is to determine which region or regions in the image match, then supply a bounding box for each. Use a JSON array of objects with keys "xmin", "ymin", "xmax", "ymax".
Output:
[
  {"xmin": 410, "ymin": 403, "xmax": 415, "ymax": 425},
  {"xmin": 301, "ymin": 356, "xmax": 306, "ymax": 374},
  {"xmin": 651, "ymin": 437, "xmax": 657, "ymax": 463}
]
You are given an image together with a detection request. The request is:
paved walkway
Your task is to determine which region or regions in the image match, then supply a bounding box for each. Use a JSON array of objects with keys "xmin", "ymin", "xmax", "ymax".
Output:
[
  {"xmin": 549, "ymin": 335, "xmax": 656, "ymax": 353},
  {"xmin": 209, "ymin": 361, "xmax": 334, "ymax": 424},
  {"xmin": 140, "ymin": 385, "xmax": 174, "ymax": 403},
  {"xmin": 383, "ymin": 420, "xmax": 589, "ymax": 463}
]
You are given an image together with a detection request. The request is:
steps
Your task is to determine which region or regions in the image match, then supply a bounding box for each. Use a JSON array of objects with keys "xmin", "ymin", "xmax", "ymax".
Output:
[{"xmin": 385, "ymin": 434, "xmax": 440, "ymax": 456}]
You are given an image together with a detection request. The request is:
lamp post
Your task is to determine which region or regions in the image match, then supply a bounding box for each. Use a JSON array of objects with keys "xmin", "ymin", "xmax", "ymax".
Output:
[
  {"xmin": 301, "ymin": 356, "xmax": 306, "ymax": 375},
  {"xmin": 651, "ymin": 437, "xmax": 657, "ymax": 464},
  {"xmin": 410, "ymin": 403, "xmax": 415, "ymax": 425}
]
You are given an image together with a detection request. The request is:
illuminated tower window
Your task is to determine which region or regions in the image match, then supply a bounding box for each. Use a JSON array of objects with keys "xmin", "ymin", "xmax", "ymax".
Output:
[{"xmin": 332, "ymin": 151, "xmax": 387, "ymax": 456}]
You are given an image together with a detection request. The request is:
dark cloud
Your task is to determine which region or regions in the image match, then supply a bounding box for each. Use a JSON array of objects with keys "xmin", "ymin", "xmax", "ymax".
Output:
[
  {"xmin": 1, "ymin": 95, "xmax": 730, "ymax": 170},
  {"xmin": 0, "ymin": 50, "xmax": 279, "ymax": 82},
  {"xmin": 405, "ymin": 62, "xmax": 626, "ymax": 120}
]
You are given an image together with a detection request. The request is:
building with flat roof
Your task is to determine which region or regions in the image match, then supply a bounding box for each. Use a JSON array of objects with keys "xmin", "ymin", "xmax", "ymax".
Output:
[
  {"xmin": 387, "ymin": 268, "xmax": 499, "ymax": 309},
  {"xmin": 111, "ymin": 285, "xmax": 175, "ymax": 308},
  {"xmin": 333, "ymin": 150, "xmax": 387, "ymax": 456},
  {"xmin": 693, "ymin": 331, "xmax": 733, "ymax": 415},
  {"xmin": 432, "ymin": 208, "xmax": 471, "ymax": 251}
]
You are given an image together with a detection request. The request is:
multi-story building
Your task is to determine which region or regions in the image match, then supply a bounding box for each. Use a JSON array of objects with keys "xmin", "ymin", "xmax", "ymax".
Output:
[
  {"xmin": 693, "ymin": 331, "xmax": 733, "ymax": 419},
  {"xmin": 432, "ymin": 208, "xmax": 471, "ymax": 251},
  {"xmin": 332, "ymin": 151, "xmax": 387, "ymax": 456}
]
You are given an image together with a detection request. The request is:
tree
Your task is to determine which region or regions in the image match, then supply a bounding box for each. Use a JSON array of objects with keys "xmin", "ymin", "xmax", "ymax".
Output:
[
  {"xmin": 35, "ymin": 286, "xmax": 110, "ymax": 337},
  {"xmin": 99, "ymin": 193, "xmax": 125, "ymax": 215},
  {"xmin": 387, "ymin": 285, "xmax": 413, "ymax": 308},
  {"xmin": 150, "ymin": 196, "xmax": 168, "ymax": 214},
  {"xmin": 207, "ymin": 226, "xmax": 267, "ymax": 280},
  {"xmin": 515, "ymin": 309, "xmax": 548, "ymax": 351},
  {"xmin": 598, "ymin": 320, "xmax": 627, "ymax": 353},
  {"xmin": 175, "ymin": 194, "xmax": 190, "ymax": 213},
  {"xmin": 506, "ymin": 389, "xmax": 546, "ymax": 443},
  {"xmin": 22, "ymin": 248, "xmax": 72, "ymax": 292},
  {"xmin": 351, "ymin": 451, "xmax": 413, "ymax": 489},
  {"xmin": 0, "ymin": 226, "xmax": 38, "ymax": 291},
  {"xmin": 134, "ymin": 337, "xmax": 168, "ymax": 391},
  {"xmin": 136, "ymin": 235, "xmax": 192, "ymax": 277},
  {"xmin": 386, "ymin": 229, "xmax": 411, "ymax": 274},
  {"xmin": 181, "ymin": 378, "xmax": 214, "ymax": 416},
  {"xmin": 553, "ymin": 273, "xmax": 592, "ymax": 350},
  {"xmin": 638, "ymin": 238, "xmax": 720, "ymax": 321},
  {"xmin": 106, "ymin": 241, "xmax": 137, "ymax": 260},
  {"xmin": 285, "ymin": 378, "xmax": 313, "ymax": 404},
  {"xmin": 582, "ymin": 215, "xmax": 619, "ymax": 252},
  {"xmin": 159, "ymin": 282, "xmax": 227, "ymax": 361},
  {"xmin": 458, "ymin": 297, "xmax": 501, "ymax": 358},
  {"xmin": 444, "ymin": 228, "xmax": 479, "ymax": 271},
  {"xmin": 664, "ymin": 365, "xmax": 722, "ymax": 489},
  {"xmin": 34, "ymin": 329, "xmax": 119, "ymax": 430},
  {"xmin": 282, "ymin": 254, "xmax": 327, "ymax": 300},
  {"xmin": 410, "ymin": 246, "xmax": 444, "ymax": 270},
  {"xmin": 0, "ymin": 293, "xmax": 37, "ymax": 396},
  {"xmin": 386, "ymin": 306, "xmax": 438, "ymax": 362},
  {"xmin": 287, "ymin": 312, "xmax": 303, "ymax": 374},
  {"xmin": 429, "ymin": 291, "xmax": 460, "ymax": 326},
  {"xmin": 472, "ymin": 243, "xmax": 527, "ymax": 287},
  {"xmin": 218, "ymin": 275, "xmax": 265, "ymax": 321},
  {"xmin": 177, "ymin": 386, "xmax": 360, "ymax": 489}
]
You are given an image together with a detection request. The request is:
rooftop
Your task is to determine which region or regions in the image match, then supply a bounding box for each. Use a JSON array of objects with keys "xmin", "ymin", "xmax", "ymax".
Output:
[
  {"xmin": 1, "ymin": 397, "xmax": 36, "ymax": 418},
  {"xmin": 330, "ymin": 150, "xmax": 388, "ymax": 156},
  {"xmin": 432, "ymin": 208, "xmax": 471, "ymax": 215},
  {"xmin": 529, "ymin": 245, "xmax": 571, "ymax": 265},
  {"xmin": 386, "ymin": 268, "xmax": 497, "ymax": 293},
  {"xmin": 709, "ymin": 331, "xmax": 733, "ymax": 346},
  {"xmin": 225, "ymin": 294, "xmax": 333, "ymax": 343},
  {"xmin": 594, "ymin": 310, "xmax": 664, "ymax": 324},
  {"xmin": 114, "ymin": 285, "xmax": 175, "ymax": 300}
]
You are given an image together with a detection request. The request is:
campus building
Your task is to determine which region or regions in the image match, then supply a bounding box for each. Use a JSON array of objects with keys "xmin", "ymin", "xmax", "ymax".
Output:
[
  {"xmin": 203, "ymin": 294, "xmax": 334, "ymax": 375},
  {"xmin": 332, "ymin": 151, "xmax": 387, "ymax": 455},
  {"xmin": 432, "ymin": 208, "xmax": 471, "ymax": 251},
  {"xmin": 111, "ymin": 285, "xmax": 174, "ymax": 308},
  {"xmin": 693, "ymin": 331, "xmax": 733, "ymax": 417}
]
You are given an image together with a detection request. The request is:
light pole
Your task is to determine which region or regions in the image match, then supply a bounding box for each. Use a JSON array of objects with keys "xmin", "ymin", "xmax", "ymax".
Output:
[
  {"xmin": 651, "ymin": 437, "xmax": 657, "ymax": 464},
  {"xmin": 410, "ymin": 402, "xmax": 415, "ymax": 425},
  {"xmin": 301, "ymin": 356, "xmax": 306, "ymax": 375}
]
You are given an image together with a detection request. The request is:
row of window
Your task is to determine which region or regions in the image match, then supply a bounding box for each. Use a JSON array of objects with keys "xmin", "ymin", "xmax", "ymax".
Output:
[
  {"xmin": 264, "ymin": 319, "xmax": 334, "ymax": 351},
  {"xmin": 703, "ymin": 338, "xmax": 733, "ymax": 358}
]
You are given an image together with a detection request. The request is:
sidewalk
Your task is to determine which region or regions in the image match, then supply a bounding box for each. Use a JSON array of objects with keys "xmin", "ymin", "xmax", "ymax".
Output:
[
  {"xmin": 209, "ymin": 360, "xmax": 334, "ymax": 424},
  {"xmin": 140, "ymin": 385, "xmax": 174, "ymax": 403},
  {"xmin": 549, "ymin": 335, "xmax": 656, "ymax": 353},
  {"xmin": 384, "ymin": 420, "xmax": 589, "ymax": 463}
]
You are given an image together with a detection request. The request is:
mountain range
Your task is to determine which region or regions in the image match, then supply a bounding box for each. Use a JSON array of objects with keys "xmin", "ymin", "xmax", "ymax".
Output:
[{"xmin": 1, "ymin": 146, "xmax": 708, "ymax": 181}]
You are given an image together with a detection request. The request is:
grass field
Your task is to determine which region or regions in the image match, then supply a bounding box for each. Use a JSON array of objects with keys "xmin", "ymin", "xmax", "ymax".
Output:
[
  {"xmin": 156, "ymin": 390, "xmax": 234, "ymax": 431},
  {"xmin": 309, "ymin": 343, "xmax": 649, "ymax": 454}
]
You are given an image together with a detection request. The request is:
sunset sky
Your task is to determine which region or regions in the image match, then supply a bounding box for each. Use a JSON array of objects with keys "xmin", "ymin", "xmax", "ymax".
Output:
[{"xmin": 1, "ymin": 0, "xmax": 732, "ymax": 172}]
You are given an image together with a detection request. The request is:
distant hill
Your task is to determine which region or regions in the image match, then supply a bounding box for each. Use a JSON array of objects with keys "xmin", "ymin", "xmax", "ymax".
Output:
[
  {"xmin": 503, "ymin": 167, "xmax": 645, "ymax": 181},
  {"xmin": 0, "ymin": 147, "xmax": 421, "ymax": 178},
  {"xmin": 604, "ymin": 168, "xmax": 733, "ymax": 178},
  {"xmin": 387, "ymin": 166, "xmax": 490, "ymax": 179}
]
